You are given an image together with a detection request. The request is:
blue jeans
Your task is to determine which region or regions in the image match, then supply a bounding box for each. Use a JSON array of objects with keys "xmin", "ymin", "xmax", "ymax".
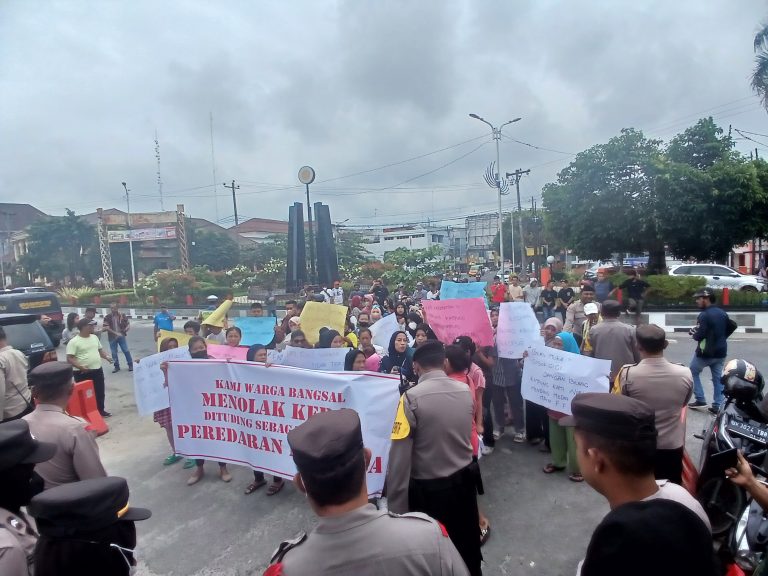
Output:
[
  {"xmin": 690, "ymin": 355, "xmax": 725, "ymax": 407},
  {"xmin": 542, "ymin": 305, "xmax": 555, "ymax": 320},
  {"xmin": 110, "ymin": 336, "xmax": 133, "ymax": 370}
]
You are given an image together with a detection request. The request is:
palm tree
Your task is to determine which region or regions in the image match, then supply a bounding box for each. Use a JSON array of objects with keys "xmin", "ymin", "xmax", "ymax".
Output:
[{"xmin": 752, "ymin": 23, "xmax": 768, "ymax": 107}]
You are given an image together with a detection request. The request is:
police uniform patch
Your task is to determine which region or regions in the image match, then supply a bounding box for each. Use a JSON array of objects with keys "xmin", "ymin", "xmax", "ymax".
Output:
[{"xmin": 391, "ymin": 395, "xmax": 410, "ymax": 440}]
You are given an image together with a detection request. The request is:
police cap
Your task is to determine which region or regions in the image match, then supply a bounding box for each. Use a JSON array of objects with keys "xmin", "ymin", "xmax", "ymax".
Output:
[
  {"xmin": 288, "ymin": 408, "xmax": 363, "ymax": 475},
  {"xmin": 0, "ymin": 419, "xmax": 56, "ymax": 471},
  {"xmin": 28, "ymin": 477, "xmax": 151, "ymax": 537},
  {"xmin": 29, "ymin": 361, "xmax": 73, "ymax": 394},
  {"xmin": 560, "ymin": 393, "xmax": 657, "ymax": 442}
]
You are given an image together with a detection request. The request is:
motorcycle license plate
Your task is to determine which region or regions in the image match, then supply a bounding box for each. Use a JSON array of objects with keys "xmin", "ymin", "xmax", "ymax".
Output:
[{"xmin": 726, "ymin": 420, "xmax": 768, "ymax": 444}]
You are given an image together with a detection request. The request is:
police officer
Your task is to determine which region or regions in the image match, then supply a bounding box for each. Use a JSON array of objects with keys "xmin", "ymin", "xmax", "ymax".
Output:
[
  {"xmin": 561, "ymin": 393, "xmax": 715, "ymax": 576},
  {"xmin": 386, "ymin": 341, "xmax": 481, "ymax": 576},
  {"xmin": 0, "ymin": 419, "xmax": 56, "ymax": 576},
  {"xmin": 613, "ymin": 324, "xmax": 692, "ymax": 484},
  {"xmin": 264, "ymin": 408, "xmax": 469, "ymax": 576},
  {"xmin": 23, "ymin": 362, "xmax": 106, "ymax": 489},
  {"xmin": 28, "ymin": 476, "xmax": 151, "ymax": 576}
]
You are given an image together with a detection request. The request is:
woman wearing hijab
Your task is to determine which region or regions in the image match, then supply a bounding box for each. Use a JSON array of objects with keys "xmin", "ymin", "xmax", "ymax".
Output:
[
  {"xmin": 542, "ymin": 330, "xmax": 583, "ymax": 482},
  {"xmin": 244, "ymin": 343, "xmax": 284, "ymax": 496},
  {"xmin": 370, "ymin": 305, "xmax": 383, "ymax": 323},
  {"xmin": 316, "ymin": 328, "xmax": 344, "ymax": 348},
  {"xmin": 527, "ymin": 318, "xmax": 562, "ymax": 447},
  {"xmin": 344, "ymin": 349, "xmax": 366, "ymax": 371},
  {"xmin": 378, "ymin": 331, "xmax": 414, "ymax": 380}
]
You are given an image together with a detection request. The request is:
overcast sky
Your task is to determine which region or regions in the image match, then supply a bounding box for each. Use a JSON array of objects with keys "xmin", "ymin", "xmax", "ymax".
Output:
[{"xmin": 2, "ymin": 1, "xmax": 768, "ymax": 230}]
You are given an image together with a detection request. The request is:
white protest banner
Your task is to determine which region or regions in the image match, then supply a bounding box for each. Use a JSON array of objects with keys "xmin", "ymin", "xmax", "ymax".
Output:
[
  {"xmin": 370, "ymin": 312, "xmax": 400, "ymax": 349},
  {"xmin": 132, "ymin": 347, "xmax": 191, "ymax": 415},
  {"xmin": 167, "ymin": 361, "xmax": 400, "ymax": 496},
  {"xmin": 266, "ymin": 347, "xmax": 349, "ymax": 371},
  {"xmin": 497, "ymin": 302, "xmax": 544, "ymax": 359},
  {"xmin": 521, "ymin": 345, "xmax": 611, "ymax": 415}
]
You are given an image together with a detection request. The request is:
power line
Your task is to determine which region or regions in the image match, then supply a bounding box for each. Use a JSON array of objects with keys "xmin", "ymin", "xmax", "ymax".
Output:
[{"xmin": 501, "ymin": 134, "xmax": 576, "ymax": 155}]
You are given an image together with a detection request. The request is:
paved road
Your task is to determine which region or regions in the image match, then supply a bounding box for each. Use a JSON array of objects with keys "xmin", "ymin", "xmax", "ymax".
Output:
[{"xmin": 81, "ymin": 322, "xmax": 767, "ymax": 576}]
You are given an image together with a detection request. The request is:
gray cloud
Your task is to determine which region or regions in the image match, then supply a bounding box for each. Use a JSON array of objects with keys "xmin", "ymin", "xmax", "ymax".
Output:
[{"xmin": 0, "ymin": 0, "xmax": 766, "ymax": 229}]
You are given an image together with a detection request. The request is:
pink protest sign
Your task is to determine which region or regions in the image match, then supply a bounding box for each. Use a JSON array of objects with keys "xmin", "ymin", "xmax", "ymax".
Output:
[
  {"xmin": 422, "ymin": 297, "xmax": 494, "ymax": 347},
  {"xmin": 206, "ymin": 343, "xmax": 249, "ymax": 361}
]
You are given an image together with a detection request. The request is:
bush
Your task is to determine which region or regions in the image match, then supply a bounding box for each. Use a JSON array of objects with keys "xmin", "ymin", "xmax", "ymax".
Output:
[
  {"xmin": 135, "ymin": 270, "xmax": 196, "ymax": 302},
  {"xmin": 644, "ymin": 275, "xmax": 706, "ymax": 304},
  {"xmin": 57, "ymin": 287, "xmax": 96, "ymax": 302}
]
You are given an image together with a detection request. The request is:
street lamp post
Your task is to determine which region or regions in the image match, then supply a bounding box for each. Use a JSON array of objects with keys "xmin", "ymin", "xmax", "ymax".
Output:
[
  {"xmin": 469, "ymin": 114, "xmax": 521, "ymax": 279},
  {"xmin": 121, "ymin": 182, "xmax": 137, "ymax": 295},
  {"xmin": 298, "ymin": 166, "xmax": 317, "ymax": 284}
]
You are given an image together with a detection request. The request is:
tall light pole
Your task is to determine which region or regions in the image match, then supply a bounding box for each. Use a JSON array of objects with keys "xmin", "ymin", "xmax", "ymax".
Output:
[
  {"xmin": 298, "ymin": 166, "xmax": 316, "ymax": 284},
  {"xmin": 121, "ymin": 182, "xmax": 137, "ymax": 295},
  {"xmin": 469, "ymin": 114, "xmax": 521, "ymax": 278}
]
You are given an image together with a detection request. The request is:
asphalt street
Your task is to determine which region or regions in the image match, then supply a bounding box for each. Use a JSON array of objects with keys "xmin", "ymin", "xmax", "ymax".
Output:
[{"xmin": 77, "ymin": 321, "xmax": 768, "ymax": 576}]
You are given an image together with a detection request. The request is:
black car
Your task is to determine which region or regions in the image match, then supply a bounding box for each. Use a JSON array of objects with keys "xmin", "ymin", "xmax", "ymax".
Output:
[
  {"xmin": 0, "ymin": 291, "xmax": 64, "ymax": 346},
  {"xmin": 0, "ymin": 313, "xmax": 58, "ymax": 371}
]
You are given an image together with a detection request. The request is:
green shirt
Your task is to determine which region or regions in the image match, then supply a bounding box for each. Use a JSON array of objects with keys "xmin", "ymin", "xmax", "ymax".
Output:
[{"xmin": 66, "ymin": 334, "xmax": 103, "ymax": 370}]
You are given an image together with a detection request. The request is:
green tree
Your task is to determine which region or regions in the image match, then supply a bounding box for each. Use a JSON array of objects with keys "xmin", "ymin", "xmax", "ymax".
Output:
[
  {"xmin": 542, "ymin": 128, "xmax": 667, "ymax": 272},
  {"xmin": 335, "ymin": 229, "xmax": 371, "ymax": 280},
  {"xmin": 21, "ymin": 210, "xmax": 98, "ymax": 284},
  {"xmin": 189, "ymin": 227, "xmax": 240, "ymax": 270},
  {"xmin": 382, "ymin": 246, "xmax": 443, "ymax": 286},
  {"xmin": 241, "ymin": 234, "xmax": 288, "ymax": 270},
  {"xmin": 753, "ymin": 22, "xmax": 768, "ymax": 107}
]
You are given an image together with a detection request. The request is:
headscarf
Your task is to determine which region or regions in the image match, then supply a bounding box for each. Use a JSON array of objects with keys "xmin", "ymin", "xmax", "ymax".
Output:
[
  {"xmin": 543, "ymin": 317, "xmax": 564, "ymax": 334},
  {"xmin": 317, "ymin": 328, "xmax": 341, "ymax": 349},
  {"xmin": 350, "ymin": 295, "xmax": 362, "ymax": 309},
  {"xmin": 344, "ymin": 349, "xmax": 366, "ymax": 371},
  {"xmin": 557, "ymin": 331, "xmax": 580, "ymax": 355},
  {"xmin": 246, "ymin": 344, "xmax": 267, "ymax": 362},
  {"xmin": 364, "ymin": 353, "xmax": 382, "ymax": 371}
]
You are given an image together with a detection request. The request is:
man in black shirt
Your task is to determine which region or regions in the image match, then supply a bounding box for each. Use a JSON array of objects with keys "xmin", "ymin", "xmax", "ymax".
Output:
[
  {"xmin": 618, "ymin": 270, "xmax": 649, "ymax": 325},
  {"xmin": 371, "ymin": 278, "xmax": 389, "ymax": 308},
  {"xmin": 540, "ymin": 280, "xmax": 558, "ymax": 320},
  {"xmin": 556, "ymin": 280, "xmax": 574, "ymax": 322}
]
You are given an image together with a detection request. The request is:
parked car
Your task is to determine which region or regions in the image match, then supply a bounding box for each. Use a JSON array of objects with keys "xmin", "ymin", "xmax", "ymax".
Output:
[
  {"xmin": 0, "ymin": 313, "xmax": 58, "ymax": 371},
  {"xmin": 582, "ymin": 262, "xmax": 639, "ymax": 281},
  {"xmin": 0, "ymin": 291, "xmax": 64, "ymax": 345},
  {"xmin": 668, "ymin": 264, "xmax": 767, "ymax": 292}
]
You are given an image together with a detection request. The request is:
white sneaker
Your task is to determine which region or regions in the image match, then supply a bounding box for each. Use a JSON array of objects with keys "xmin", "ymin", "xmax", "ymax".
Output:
[
  {"xmin": 493, "ymin": 429, "xmax": 504, "ymax": 440},
  {"xmin": 481, "ymin": 445, "xmax": 495, "ymax": 456},
  {"xmin": 513, "ymin": 432, "xmax": 526, "ymax": 443}
]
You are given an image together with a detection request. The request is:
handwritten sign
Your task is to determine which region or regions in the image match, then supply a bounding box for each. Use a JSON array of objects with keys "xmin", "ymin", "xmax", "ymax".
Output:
[
  {"xmin": 497, "ymin": 302, "xmax": 544, "ymax": 359},
  {"xmin": 267, "ymin": 347, "xmax": 349, "ymax": 371},
  {"xmin": 521, "ymin": 345, "xmax": 610, "ymax": 415},
  {"xmin": 440, "ymin": 280, "xmax": 488, "ymax": 307},
  {"xmin": 168, "ymin": 360, "xmax": 400, "ymax": 495},
  {"xmin": 369, "ymin": 312, "xmax": 401, "ymax": 349},
  {"xmin": 299, "ymin": 301, "xmax": 348, "ymax": 345},
  {"xmin": 156, "ymin": 330, "xmax": 194, "ymax": 352},
  {"xmin": 132, "ymin": 346, "xmax": 191, "ymax": 415},
  {"xmin": 421, "ymin": 298, "xmax": 493, "ymax": 347},
  {"xmin": 234, "ymin": 317, "xmax": 276, "ymax": 346},
  {"xmin": 207, "ymin": 343, "xmax": 249, "ymax": 361}
]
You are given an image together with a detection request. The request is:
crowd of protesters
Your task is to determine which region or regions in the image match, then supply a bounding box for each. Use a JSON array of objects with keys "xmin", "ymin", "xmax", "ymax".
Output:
[{"xmin": 0, "ymin": 269, "xmax": 753, "ymax": 575}]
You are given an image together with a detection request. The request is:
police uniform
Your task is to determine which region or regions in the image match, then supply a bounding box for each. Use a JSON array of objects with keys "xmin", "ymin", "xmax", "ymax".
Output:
[
  {"xmin": 615, "ymin": 354, "xmax": 693, "ymax": 484},
  {"xmin": 23, "ymin": 362, "xmax": 107, "ymax": 489},
  {"xmin": 0, "ymin": 419, "xmax": 57, "ymax": 576},
  {"xmin": 386, "ymin": 342, "xmax": 481, "ymax": 576},
  {"xmin": 265, "ymin": 407, "xmax": 470, "ymax": 576},
  {"xmin": 560, "ymin": 393, "xmax": 716, "ymax": 576},
  {"xmin": 28, "ymin": 476, "xmax": 151, "ymax": 576}
]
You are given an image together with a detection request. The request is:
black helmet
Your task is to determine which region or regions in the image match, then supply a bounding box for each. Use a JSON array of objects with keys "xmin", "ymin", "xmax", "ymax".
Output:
[{"xmin": 721, "ymin": 359, "xmax": 764, "ymax": 401}]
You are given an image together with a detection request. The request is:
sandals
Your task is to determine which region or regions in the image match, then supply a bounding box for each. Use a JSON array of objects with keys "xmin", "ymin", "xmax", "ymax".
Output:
[
  {"xmin": 183, "ymin": 459, "xmax": 196, "ymax": 469},
  {"xmin": 267, "ymin": 479, "xmax": 285, "ymax": 496},
  {"xmin": 163, "ymin": 454, "xmax": 182, "ymax": 466},
  {"xmin": 542, "ymin": 463, "xmax": 565, "ymax": 474},
  {"xmin": 244, "ymin": 478, "xmax": 267, "ymax": 494},
  {"xmin": 480, "ymin": 523, "xmax": 491, "ymax": 547},
  {"xmin": 569, "ymin": 473, "xmax": 584, "ymax": 483}
]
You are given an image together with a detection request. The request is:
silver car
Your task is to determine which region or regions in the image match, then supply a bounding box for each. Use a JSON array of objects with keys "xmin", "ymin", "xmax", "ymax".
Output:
[{"xmin": 668, "ymin": 264, "xmax": 767, "ymax": 292}]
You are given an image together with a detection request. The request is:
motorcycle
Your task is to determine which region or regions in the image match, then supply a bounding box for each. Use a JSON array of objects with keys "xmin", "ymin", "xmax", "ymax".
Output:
[{"xmin": 697, "ymin": 377, "xmax": 768, "ymax": 573}]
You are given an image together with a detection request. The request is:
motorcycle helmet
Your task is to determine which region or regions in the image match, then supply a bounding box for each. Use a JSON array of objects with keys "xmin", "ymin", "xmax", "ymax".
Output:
[{"xmin": 721, "ymin": 359, "xmax": 764, "ymax": 401}]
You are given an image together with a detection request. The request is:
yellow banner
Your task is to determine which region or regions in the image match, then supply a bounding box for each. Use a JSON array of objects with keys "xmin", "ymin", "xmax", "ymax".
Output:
[
  {"xmin": 156, "ymin": 330, "xmax": 194, "ymax": 351},
  {"xmin": 299, "ymin": 301, "xmax": 348, "ymax": 345},
  {"xmin": 200, "ymin": 299, "xmax": 232, "ymax": 328}
]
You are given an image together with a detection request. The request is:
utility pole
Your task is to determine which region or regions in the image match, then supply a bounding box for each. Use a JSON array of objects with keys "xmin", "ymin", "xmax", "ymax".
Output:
[
  {"xmin": 506, "ymin": 168, "xmax": 531, "ymax": 274},
  {"xmin": 222, "ymin": 180, "xmax": 240, "ymax": 226},
  {"xmin": 469, "ymin": 114, "xmax": 522, "ymax": 278},
  {"xmin": 121, "ymin": 182, "xmax": 137, "ymax": 295}
]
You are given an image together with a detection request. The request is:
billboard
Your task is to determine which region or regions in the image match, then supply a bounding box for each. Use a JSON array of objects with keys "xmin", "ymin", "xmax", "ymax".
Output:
[{"xmin": 107, "ymin": 227, "xmax": 177, "ymax": 243}]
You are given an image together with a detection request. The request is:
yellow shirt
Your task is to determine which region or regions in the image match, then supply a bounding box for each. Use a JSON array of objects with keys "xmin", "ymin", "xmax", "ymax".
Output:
[{"xmin": 66, "ymin": 334, "xmax": 103, "ymax": 370}]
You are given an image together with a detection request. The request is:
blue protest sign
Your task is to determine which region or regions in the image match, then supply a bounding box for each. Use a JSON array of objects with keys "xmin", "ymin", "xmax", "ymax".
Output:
[
  {"xmin": 234, "ymin": 317, "xmax": 277, "ymax": 346},
  {"xmin": 439, "ymin": 280, "xmax": 488, "ymax": 307}
]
